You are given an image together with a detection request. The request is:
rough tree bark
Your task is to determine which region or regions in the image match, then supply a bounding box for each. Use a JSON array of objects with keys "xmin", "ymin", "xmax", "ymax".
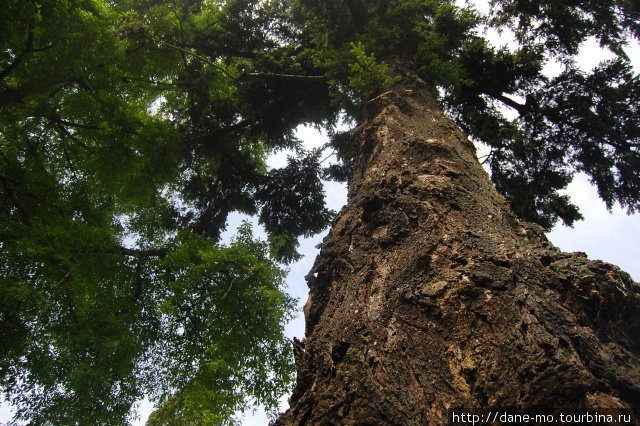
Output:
[{"xmin": 275, "ymin": 69, "xmax": 640, "ymax": 425}]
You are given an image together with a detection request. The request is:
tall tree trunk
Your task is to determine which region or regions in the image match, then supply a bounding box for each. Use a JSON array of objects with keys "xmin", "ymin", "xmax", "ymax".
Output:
[{"xmin": 276, "ymin": 70, "xmax": 640, "ymax": 425}]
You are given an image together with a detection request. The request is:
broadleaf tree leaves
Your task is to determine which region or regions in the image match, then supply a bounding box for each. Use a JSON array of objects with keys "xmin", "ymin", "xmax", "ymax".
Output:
[
  {"xmin": 146, "ymin": 223, "xmax": 297, "ymax": 424},
  {"xmin": 0, "ymin": 0, "xmax": 305, "ymax": 423}
]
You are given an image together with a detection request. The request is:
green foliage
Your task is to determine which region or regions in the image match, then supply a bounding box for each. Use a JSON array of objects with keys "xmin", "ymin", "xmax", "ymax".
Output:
[
  {"xmin": 490, "ymin": 0, "xmax": 640, "ymax": 56},
  {"xmin": 323, "ymin": 130, "xmax": 356, "ymax": 183},
  {"xmin": 145, "ymin": 224, "xmax": 296, "ymax": 424},
  {"xmin": 257, "ymin": 151, "xmax": 335, "ymax": 263},
  {"xmin": 2, "ymin": 0, "xmax": 639, "ymax": 423},
  {"xmin": 413, "ymin": 2, "xmax": 480, "ymax": 88},
  {"xmin": 347, "ymin": 42, "xmax": 401, "ymax": 97},
  {"xmin": 0, "ymin": 0, "xmax": 323, "ymax": 423},
  {"xmin": 291, "ymin": 0, "xmax": 639, "ymax": 228}
]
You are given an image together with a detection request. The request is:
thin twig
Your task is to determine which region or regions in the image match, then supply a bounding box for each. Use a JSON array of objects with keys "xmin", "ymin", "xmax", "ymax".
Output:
[
  {"xmin": 320, "ymin": 149, "xmax": 337, "ymax": 165},
  {"xmin": 222, "ymin": 277, "xmax": 237, "ymax": 299},
  {"xmin": 157, "ymin": 39, "xmax": 239, "ymax": 80},
  {"xmin": 157, "ymin": 40, "xmax": 325, "ymax": 81},
  {"xmin": 245, "ymin": 71, "xmax": 325, "ymax": 80}
]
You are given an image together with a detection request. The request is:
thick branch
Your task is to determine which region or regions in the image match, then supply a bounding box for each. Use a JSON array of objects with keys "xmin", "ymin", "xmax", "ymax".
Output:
[
  {"xmin": 0, "ymin": 79, "xmax": 67, "ymax": 108},
  {"xmin": 0, "ymin": 29, "xmax": 34, "ymax": 81},
  {"xmin": 182, "ymin": 117, "xmax": 257, "ymax": 145},
  {"xmin": 48, "ymin": 115, "xmax": 138, "ymax": 136},
  {"xmin": 541, "ymin": 105, "xmax": 640, "ymax": 151},
  {"xmin": 487, "ymin": 91, "xmax": 527, "ymax": 114},
  {"xmin": 485, "ymin": 90, "xmax": 639, "ymax": 156},
  {"xmin": 69, "ymin": 244, "xmax": 169, "ymax": 258},
  {"xmin": 0, "ymin": 88, "xmax": 26, "ymax": 107}
]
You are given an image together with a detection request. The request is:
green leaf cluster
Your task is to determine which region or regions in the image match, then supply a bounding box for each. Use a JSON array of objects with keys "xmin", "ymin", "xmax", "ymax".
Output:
[
  {"xmin": 1, "ymin": 0, "xmax": 329, "ymax": 423},
  {"xmin": 145, "ymin": 223, "xmax": 296, "ymax": 424},
  {"xmin": 347, "ymin": 42, "xmax": 401, "ymax": 97}
]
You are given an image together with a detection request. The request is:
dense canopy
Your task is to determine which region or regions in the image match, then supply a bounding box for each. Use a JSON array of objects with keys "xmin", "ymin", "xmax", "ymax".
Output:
[{"xmin": 1, "ymin": 0, "xmax": 638, "ymax": 423}]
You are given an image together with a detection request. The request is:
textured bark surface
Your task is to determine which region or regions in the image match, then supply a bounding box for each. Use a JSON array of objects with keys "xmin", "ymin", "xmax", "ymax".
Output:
[{"xmin": 275, "ymin": 75, "xmax": 640, "ymax": 425}]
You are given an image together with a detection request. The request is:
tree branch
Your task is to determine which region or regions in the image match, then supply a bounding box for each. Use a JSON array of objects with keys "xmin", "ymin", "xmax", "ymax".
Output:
[
  {"xmin": 0, "ymin": 28, "xmax": 34, "ymax": 81},
  {"xmin": 0, "ymin": 79, "xmax": 68, "ymax": 108},
  {"xmin": 487, "ymin": 90, "xmax": 640, "ymax": 153},
  {"xmin": 73, "ymin": 244, "xmax": 169, "ymax": 258},
  {"xmin": 21, "ymin": 261, "xmax": 79, "ymax": 353},
  {"xmin": 486, "ymin": 91, "xmax": 527, "ymax": 114},
  {"xmin": 182, "ymin": 116, "xmax": 257, "ymax": 145},
  {"xmin": 157, "ymin": 39, "xmax": 240, "ymax": 79},
  {"xmin": 116, "ymin": 246, "xmax": 168, "ymax": 258},
  {"xmin": 157, "ymin": 39, "xmax": 325, "ymax": 81},
  {"xmin": 51, "ymin": 120, "xmax": 93, "ymax": 152},
  {"xmin": 245, "ymin": 71, "xmax": 325, "ymax": 80},
  {"xmin": 222, "ymin": 277, "xmax": 237, "ymax": 299}
]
